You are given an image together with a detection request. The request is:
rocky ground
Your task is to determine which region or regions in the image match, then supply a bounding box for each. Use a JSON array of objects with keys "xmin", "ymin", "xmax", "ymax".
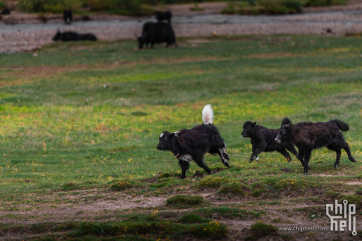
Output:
[{"xmin": 0, "ymin": 2, "xmax": 362, "ymax": 53}]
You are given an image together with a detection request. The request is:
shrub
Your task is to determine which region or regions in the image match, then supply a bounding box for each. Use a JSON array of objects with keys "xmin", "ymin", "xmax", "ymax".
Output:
[
  {"xmin": 166, "ymin": 195, "xmax": 205, "ymax": 207},
  {"xmin": 258, "ymin": 0, "xmax": 305, "ymax": 14},
  {"xmin": 0, "ymin": 2, "xmax": 6, "ymax": 9},
  {"xmin": 89, "ymin": 0, "xmax": 153, "ymax": 16},
  {"xmin": 304, "ymin": 0, "xmax": 347, "ymax": 7},
  {"xmin": 17, "ymin": 0, "xmax": 80, "ymax": 13}
]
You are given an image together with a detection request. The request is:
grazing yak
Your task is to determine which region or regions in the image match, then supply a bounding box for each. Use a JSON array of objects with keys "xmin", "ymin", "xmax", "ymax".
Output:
[
  {"xmin": 275, "ymin": 118, "xmax": 356, "ymax": 175},
  {"xmin": 154, "ymin": 11, "xmax": 172, "ymax": 23},
  {"xmin": 157, "ymin": 105, "xmax": 230, "ymax": 179},
  {"xmin": 63, "ymin": 10, "xmax": 72, "ymax": 24},
  {"xmin": 1, "ymin": 8, "xmax": 10, "ymax": 15},
  {"xmin": 242, "ymin": 121, "xmax": 299, "ymax": 164},
  {"xmin": 52, "ymin": 31, "xmax": 97, "ymax": 42},
  {"xmin": 137, "ymin": 21, "xmax": 177, "ymax": 49}
]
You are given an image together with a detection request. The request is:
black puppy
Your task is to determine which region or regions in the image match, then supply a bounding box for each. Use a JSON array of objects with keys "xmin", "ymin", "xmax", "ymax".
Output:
[
  {"xmin": 242, "ymin": 121, "xmax": 298, "ymax": 164},
  {"xmin": 52, "ymin": 31, "xmax": 97, "ymax": 41},
  {"xmin": 157, "ymin": 105, "xmax": 230, "ymax": 179}
]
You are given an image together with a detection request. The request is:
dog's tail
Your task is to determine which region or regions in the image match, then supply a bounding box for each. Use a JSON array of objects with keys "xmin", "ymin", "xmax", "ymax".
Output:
[
  {"xmin": 202, "ymin": 104, "xmax": 213, "ymax": 125},
  {"xmin": 330, "ymin": 119, "xmax": 349, "ymax": 132}
]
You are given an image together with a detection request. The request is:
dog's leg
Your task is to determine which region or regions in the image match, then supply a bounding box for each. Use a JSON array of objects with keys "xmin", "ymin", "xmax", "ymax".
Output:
[
  {"xmin": 178, "ymin": 159, "xmax": 190, "ymax": 179},
  {"xmin": 218, "ymin": 148, "xmax": 230, "ymax": 167},
  {"xmin": 250, "ymin": 147, "xmax": 263, "ymax": 163},
  {"xmin": 194, "ymin": 156, "xmax": 212, "ymax": 175},
  {"xmin": 284, "ymin": 142, "xmax": 298, "ymax": 161},
  {"xmin": 277, "ymin": 148, "xmax": 292, "ymax": 162}
]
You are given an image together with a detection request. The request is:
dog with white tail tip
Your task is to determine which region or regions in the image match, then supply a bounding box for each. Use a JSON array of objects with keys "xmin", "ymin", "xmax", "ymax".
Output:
[{"xmin": 157, "ymin": 105, "xmax": 230, "ymax": 179}]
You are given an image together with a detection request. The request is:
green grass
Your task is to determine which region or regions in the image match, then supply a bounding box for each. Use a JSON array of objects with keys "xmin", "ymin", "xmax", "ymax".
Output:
[{"xmin": 0, "ymin": 35, "xmax": 362, "ymax": 239}]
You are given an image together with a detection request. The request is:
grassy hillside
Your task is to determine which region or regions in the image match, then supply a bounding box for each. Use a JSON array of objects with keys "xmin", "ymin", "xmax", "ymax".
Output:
[{"xmin": 0, "ymin": 35, "xmax": 361, "ymax": 240}]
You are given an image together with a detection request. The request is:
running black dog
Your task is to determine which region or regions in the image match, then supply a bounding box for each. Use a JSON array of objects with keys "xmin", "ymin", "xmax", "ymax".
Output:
[
  {"xmin": 157, "ymin": 105, "xmax": 230, "ymax": 179},
  {"xmin": 276, "ymin": 118, "xmax": 356, "ymax": 175},
  {"xmin": 242, "ymin": 121, "xmax": 298, "ymax": 163}
]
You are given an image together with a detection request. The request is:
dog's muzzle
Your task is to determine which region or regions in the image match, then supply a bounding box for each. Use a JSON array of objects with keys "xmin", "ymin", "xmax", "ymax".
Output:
[
  {"xmin": 157, "ymin": 145, "xmax": 162, "ymax": 150},
  {"xmin": 241, "ymin": 132, "xmax": 248, "ymax": 137},
  {"xmin": 275, "ymin": 137, "xmax": 281, "ymax": 144}
]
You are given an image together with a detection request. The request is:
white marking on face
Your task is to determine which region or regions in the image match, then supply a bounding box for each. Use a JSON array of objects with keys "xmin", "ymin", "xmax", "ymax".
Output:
[
  {"xmin": 160, "ymin": 133, "xmax": 164, "ymax": 138},
  {"xmin": 174, "ymin": 131, "xmax": 180, "ymax": 136}
]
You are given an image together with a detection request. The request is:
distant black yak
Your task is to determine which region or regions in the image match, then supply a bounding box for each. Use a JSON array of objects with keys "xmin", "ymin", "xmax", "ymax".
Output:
[
  {"xmin": 157, "ymin": 105, "xmax": 230, "ymax": 179},
  {"xmin": 52, "ymin": 31, "xmax": 97, "ymax": 41},
  {"xmin": 63, "ymin": 10, "xmax": 72, "ymax": 24},
  {"xmin": 242, "ymin": 121, "xmax": 299, "ymax": 164},
  {"xmin": 137, "ymin": 21, "xmax": 177, "ymax": 49},
  {"xmin": 154, "ymin": 11, "xmax": 172, "ymax": 23},
  {"xmin": 1, "ymin": 8, "xmax": 10, "ymax": 15},
  {"xmin": 275, "ymin": 118, "xmax": 356, "ymax": 175}
]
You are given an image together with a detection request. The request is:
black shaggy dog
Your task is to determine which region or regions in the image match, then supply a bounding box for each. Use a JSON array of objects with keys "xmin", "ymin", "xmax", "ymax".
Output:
[
  {"xmin": 154, "ymin": 11, "xmax": 172, "ymax": 23},
  {"xmin": 242, "ymin": 121, "xmax": 298, "ymax": 164},
  {"xmin": 52, "ymin": 31, "xmax": 97, "ymax": 42},
  {"xmin": 137, "ymin": 21, "xmax": 177, "ymax": 49},
  {"xmin": 275, "ymin": 118, "xmax": 356, "ymax": 175},
  {"xmin": 63, "ymin": 10, "xmax": 73, "ymax": 24},
  {"xmin": 157, "ymin": 105, "xmax": 230, "ymax": 179}
]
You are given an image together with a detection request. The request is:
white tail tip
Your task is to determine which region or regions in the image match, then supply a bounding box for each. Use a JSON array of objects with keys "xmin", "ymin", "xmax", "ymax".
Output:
[{"xmin": 202, "ymin": 104, "xmax": 213, "ymax": 124}]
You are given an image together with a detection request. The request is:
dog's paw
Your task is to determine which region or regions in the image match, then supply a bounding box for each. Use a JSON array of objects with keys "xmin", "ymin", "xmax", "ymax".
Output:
[
  {"xmin": 224, "ymin": 162, "xmax": 230, "ymax": 168},
  {"xmin": 208, "ymin": 171, "xmax": 213, "ymax": 175},
  {"xmin": 249, "ymin": 159, "xmax": 254, "ymax": 163}
]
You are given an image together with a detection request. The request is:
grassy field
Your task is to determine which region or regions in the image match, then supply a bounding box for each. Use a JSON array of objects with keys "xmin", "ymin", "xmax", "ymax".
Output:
[{"xmin": 0, "ymin": 35, "xmax": 362, "ymax": 240}]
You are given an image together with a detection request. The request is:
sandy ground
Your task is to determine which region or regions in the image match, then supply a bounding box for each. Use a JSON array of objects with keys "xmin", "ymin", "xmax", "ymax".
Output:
[{"xmin": 1, "ymin": 2, "xmax": 362, "ymax": 53}]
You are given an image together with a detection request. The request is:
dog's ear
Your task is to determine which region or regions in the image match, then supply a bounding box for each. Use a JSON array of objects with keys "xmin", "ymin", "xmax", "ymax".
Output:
[
  {"xmin": 168, "ymin": 133, "xmax": 176, "ymax": 139},
  {"xmin": 252, "ymin": 122, "xmax": 256, "ymax": 127}
]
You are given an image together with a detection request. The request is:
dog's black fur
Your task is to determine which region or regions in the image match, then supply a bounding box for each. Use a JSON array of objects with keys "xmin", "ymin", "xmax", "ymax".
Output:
[
  {"xmin": 275, "ymin": 118, "xmax": 356, "ymax": 175},
  {"xmin": 63, "ymin": 10, "xmax": 72, "ymax": 24},
  {"xmin": 157, "ymin": 105, "xmax": 230, "ymax": 179},
  {"xmin": 52, "ymin": 31, "xmax": 97, "ymax": 41},
  {"xmin": 241, "ymin": 121, "xmax": 298, "ymax": 164},
  {"xmin": 154, "ymin": 11, "xmax": 172, "ymax": 23}
]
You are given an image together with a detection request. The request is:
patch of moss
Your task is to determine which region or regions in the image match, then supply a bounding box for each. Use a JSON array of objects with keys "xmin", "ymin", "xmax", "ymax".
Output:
[
  {"xmin": 245, "ymin": 222, "xmax": 278, "ymax": 240},
  {"xmin": 198, "ymin": 176, "xmax": 228, "ymax": 188},
  {"xmin": 178, "ymin": 213, "xmax": 211, "ymax": 224},
  {"xmin": 194, "ymin": 207, "xmax": 262, "ymax": 219},
  {"xmin": 110, "ymin": 181, "xmax": 132, "ymax": 191},
  {"xmin": 355, "ymin": 188, "xmax": 362, "ymax": 196},
  {"xmin": 166, "ymin": 195, "xmax": 205, "ymax": 207},
  {"xmin": 60, "ymin": 182, "xmax": 79, "ymax": 191},
  {"xmin": 217, "ymin": 182, "xmax": 248, "ymax": 195}
]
